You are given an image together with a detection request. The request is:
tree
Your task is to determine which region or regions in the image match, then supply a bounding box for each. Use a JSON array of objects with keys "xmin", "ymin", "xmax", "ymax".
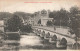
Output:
[
  {"xmin": 20, "ymin": 24, "xmax": 33, "ymax": 33},
  {"xmin": 0, "ymin": 12, "xmax": 12, "ymax": 20},
  {"xmin": 46, "ymin": 21, "xmax": 53, "ymax": 26},
  {"xmin": 70, "ymin": 6, "xmax": 79, "ymax": 15},
  {"xmin": 69, "ymin": 6, "xmax": 80, "ymax": 49},
  {"xmin": 13, "ymin": 12, "xmax": 33, "ymax": 20},
  {"xmin": 69, "ymin": 6, "xmax": 80, "ymax": 37},
  {"xmin": 49, "ymin": 8, "xmax": 69, "ymax": 26},
  {"xmin": 7, "ymin": 14, "xmax": 22, "ymax": 32}
]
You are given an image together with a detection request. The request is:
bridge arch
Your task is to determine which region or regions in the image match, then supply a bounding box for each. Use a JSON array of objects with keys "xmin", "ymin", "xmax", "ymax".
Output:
[
  {"xmin": 34, "ymin": 29, "xmax": 37, "ymax": 34},
  {"xmin": 49, "ymin": 34, "xmax": 57, "ymax": 46},
  {"xmin": 44, "ymin": 32, "xmax": 50, "ymax": 39},
  {"xmin": 59, "ymin": 38, "xmax": 67, "ymax": 49},
  {"xmin": 40, "ymin": 30, "xmax": 45, "ymax": 37},
  {"xmin": 52, "ymin": 35, "xmax": 57, "ymax": 41},
  {"xmin": 37, "ymin": 29, "xmax": 40, "ymax": 35},
  {"xmin": 38, "ymin": 30, "xmax": 41, "ymax": 35},
  {"xmin": 60, "ymin": 38, "xmax": 67, "ymax": 45},
  {"xmin": 35, "ymin": 29, "xmax": 39, "ymax": 35},
  {"xmin": 36, "ymin": 29, "xmax": 38, "ymax": 32},
  {"xmin": 73, "ymin": 42, "xmax": 80, "ymax": 49},
  {"xmin": 46, "ymin": 32, "xmax": 50, "ymax": 38},
  {"xmin": 39, "ymin": 30, "xmax": 41, "ymax": 33},
  {"xmin": 42, "ymin": 31, "xmax": 45, "ymax": 33}
]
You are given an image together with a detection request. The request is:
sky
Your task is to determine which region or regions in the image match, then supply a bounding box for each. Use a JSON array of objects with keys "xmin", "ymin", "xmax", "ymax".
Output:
[{"xmin": 0, "ymin": 0, "xmax": 80, "ymax": 13}]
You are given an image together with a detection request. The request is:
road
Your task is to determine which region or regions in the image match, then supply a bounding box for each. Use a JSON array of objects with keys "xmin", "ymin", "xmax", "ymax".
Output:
[{"xmin": 33, "ymin": 26, "xmax": 76, "ymax": 38}]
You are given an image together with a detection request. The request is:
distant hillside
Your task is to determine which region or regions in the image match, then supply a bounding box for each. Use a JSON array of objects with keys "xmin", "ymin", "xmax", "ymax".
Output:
[
  {"xmin": 0, "ymin": 12, "xmax": 34, "ymax": 20},
  {"xmin": 0, "ymin": 12, "xmax": 12, "ymax": 20}
]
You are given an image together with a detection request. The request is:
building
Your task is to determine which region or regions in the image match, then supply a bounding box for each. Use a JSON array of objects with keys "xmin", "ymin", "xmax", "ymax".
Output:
[
  {"xmin": 23, "ymin": 9, "xmax": 53, "ymax": 26},
  {"xmin": 41, "ymin": 18, "xmax": 53, "ymax": 26},
  {"xmin": 40, "ymin": 10, "xmax": 53, "ymax": 26},
  {"xmin": 34, "ymin": 9, "xmax": 53, "ymax": 26},
  {"xmin": 24, "ymin": 16, "xmax": 34, "ymax": 26},
  {"xmin": 34, "ymin": 11, "xmax": 41, "ymax": 25},
  {"xmin": 27, "ymin": 17, "xmax": 34, "ymax": 25}
]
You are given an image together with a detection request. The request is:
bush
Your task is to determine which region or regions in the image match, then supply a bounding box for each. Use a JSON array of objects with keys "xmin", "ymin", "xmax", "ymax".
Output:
[
  {"xmin": 6, "ymin": 33, "xmax": 20, "ymax": 40},
  {"xmin": 7, "ymin": 15, "xmax": 22, "ymax": 32},
  {"xmin": 46, "ymin": 21, "xmax": 53, "ymax": 26},
  {"xmin": 20, "ymin": 24, "xmax": 33, "ymax": 33}
]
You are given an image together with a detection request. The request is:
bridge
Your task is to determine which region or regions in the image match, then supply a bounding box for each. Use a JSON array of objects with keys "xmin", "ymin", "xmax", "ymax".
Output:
[{"xmin": 33, "ymin": 26, "xmax": 76, "ymax": 48}]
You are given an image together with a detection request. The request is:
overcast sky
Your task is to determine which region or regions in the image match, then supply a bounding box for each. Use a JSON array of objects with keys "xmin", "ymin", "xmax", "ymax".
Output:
[{"xmin": 0, "ymin": 0, "xmax": 80, "ymax": 13}]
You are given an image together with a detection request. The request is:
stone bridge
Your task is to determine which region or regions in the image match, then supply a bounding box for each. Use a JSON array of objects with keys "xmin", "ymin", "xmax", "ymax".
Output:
[{"xmin": 33, "ymin": 26, "xmax": 76, "ymax": 47}]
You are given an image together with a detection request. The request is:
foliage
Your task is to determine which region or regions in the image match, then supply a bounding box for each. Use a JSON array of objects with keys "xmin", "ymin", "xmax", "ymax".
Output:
[
  {"xmin": 20, "ymin": 24, "xmax": 33, "ymax": 33},
  {"xmin": 46, "ymin": 32, "xmax": 50, "ymax": 38},
  {"xmin": 0, "ymin": 12, "xmax": 12, "ymax": 20},
  {"xmin": 49, "ymin": 6, "xmax": 80, "ymax": 38},
  {"xmin": 69, "ymin": 6, "xmax": 80, "ymax": 38},
  {"xmin": 49, "ymin": 8, "xmax": 69, "ymax": 26},
  {"xmin": 7, "ymin": 14, "xmax": 22, "ymax": 32},
  {"xmin": 13, "ymin": 12, "xmax": 33, "ymax": 20},
  {"xmin": 6, "ymin": 33, "xmax": 20, "ymax": 40},
  {"xmin": 70, "ymin": 6, "xmax": 79, "ymax": 15},
  {"xmin": 46, "ymin": 21, "xmax": 53, "ymax": 26}
]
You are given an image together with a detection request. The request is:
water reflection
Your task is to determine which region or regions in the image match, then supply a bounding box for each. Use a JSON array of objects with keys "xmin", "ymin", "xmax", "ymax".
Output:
[
  {"xmin": 20, "ymin": 35, "xmax": 43, "ymax": 46},
  {"xmin": 19, "ymin": 33, "xmax": 57, "ymax": 50},
  {"xmin": 0, "ymin": 33, "xmax": 68, "ymax": 50}
]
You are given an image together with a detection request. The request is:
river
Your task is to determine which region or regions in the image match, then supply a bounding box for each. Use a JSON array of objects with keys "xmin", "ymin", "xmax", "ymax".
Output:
[
  {"xmin": 1, "ymin": 33, "xmax": 66, "ymax": 50},
  {"xmin": 19, "ymin": 33, "xmax": 57, "ymax": 50}
]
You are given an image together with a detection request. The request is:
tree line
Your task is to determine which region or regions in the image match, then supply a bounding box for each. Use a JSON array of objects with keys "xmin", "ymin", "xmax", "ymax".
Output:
[
  {"xmin": 48, "ymin": 6, "xmax": 80, "ymax": 38},
  {"xmin": 0, "ymin": 6, "xmax": 80, "ymax": 37},
  {"xmin": 1, "ymin": 12, "xmax": 33, "ymax": 32}
]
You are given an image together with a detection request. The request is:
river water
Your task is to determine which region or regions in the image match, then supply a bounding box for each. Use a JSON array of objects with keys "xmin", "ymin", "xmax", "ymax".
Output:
[
  {"xmin": 1, "ymin": 33, "xmax": 67, "ymax": 50},
  {"xmin": 19, "ymin": 33, "xmax": 57, "ymax": 50}
]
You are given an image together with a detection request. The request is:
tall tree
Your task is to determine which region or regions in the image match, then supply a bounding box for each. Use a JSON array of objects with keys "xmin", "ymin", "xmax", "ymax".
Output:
[
  {"xmin": 7, "ymin": 14, "xmax": 23, "ymax": 32},
  {"xmin": 69, "ymin": 6, "xmax": 80, "ymax": 37},
  {"xmin": 69, "ymin": 6, "xmax": 80, "ymax": 49},
  {"xmin": 49, "ymin": 8, "xmax": 69, "ymax": 26},
  {"xmin": 70, "ymin": 6, "xmax": 79, "ymax": 16}
]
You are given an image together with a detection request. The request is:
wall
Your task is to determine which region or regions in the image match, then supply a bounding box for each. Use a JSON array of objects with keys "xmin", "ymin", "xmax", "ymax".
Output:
[{"xmin": 0, "ymin": 20, "xmax": 4, "ymax": 32}]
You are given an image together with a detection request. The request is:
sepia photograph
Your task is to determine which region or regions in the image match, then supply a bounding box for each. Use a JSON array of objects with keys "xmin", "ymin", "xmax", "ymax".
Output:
[{"xmin": 0, "ymin": 0, "xmax": 80, "ymax": 51}]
